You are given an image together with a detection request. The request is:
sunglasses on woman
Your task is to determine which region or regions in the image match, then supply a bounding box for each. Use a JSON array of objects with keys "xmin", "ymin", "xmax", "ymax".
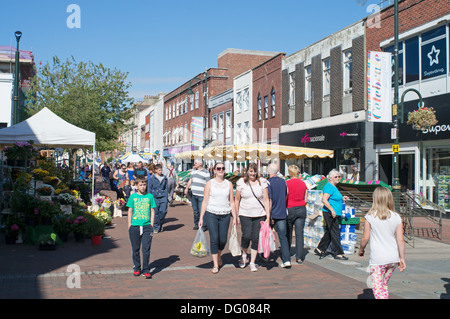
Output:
[{"xmin": 215, "ymin": 167, "xmax": 225, "ymax": 171}]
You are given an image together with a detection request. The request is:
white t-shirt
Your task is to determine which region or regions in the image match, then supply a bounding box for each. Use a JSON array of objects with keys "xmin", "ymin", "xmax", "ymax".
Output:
[
  {"xmin": 236, "ymin": 177, "xmax": 267, "ymax": 218},
  {"xmin": 365, "ymin": 211, "xmax": 402, "ymax": 266},
  {"xmin": 206, "ymin": 179, "xmax": 232, "ymax": 215}
]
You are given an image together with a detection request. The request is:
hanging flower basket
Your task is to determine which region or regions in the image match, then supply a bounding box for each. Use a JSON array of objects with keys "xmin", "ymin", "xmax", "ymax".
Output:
[{"xmin": 407, "ymin": 107, "xmax": 438, "ymax": 131}]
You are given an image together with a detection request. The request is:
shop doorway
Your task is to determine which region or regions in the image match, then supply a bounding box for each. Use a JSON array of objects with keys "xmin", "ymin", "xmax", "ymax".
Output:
[
  {"xmin": 399, "ymin": 154, "xmax": 414, "ymax": 192},
  {"xmin": 378, "ymin": 154, "xmax": 414, "ymax": 190}
]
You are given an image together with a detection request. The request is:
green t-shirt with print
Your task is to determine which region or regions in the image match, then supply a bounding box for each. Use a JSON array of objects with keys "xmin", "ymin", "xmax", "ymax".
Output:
[{"xmin": 126, "ymin": 192, "xmax": 156, "ymax": 226}]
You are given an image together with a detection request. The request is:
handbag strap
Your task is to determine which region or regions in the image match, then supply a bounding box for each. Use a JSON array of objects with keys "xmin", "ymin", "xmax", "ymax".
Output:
[{"xmin": 248, "ymin": 182, "xmax": 265, "ymax": 210}]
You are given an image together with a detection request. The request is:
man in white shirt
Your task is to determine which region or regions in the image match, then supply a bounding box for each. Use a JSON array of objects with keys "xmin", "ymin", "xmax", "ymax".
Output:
[{"xmin": 185, "ymin": 159, "xmax": 210, "ymax": 230}]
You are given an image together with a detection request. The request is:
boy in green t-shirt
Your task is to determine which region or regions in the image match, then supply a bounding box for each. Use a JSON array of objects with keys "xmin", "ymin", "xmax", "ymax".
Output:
[{"xmin": 127, "ymin": 176, "xmax": 156, "ymax": 279}]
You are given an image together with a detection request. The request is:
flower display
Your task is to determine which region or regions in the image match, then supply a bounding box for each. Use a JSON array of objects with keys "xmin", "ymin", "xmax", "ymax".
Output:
[
  {"xmin": 407, "ymin": 107, "xmax": 438, "ymax": 131},
  {"xmin": 72, "ymin": 215, "xmax": 87, "ymax": 234},
  {"xmin": 32, "ymin": 168, "xmax": 49, "ymax": 180},
  {"xmin": 56, "ymin": 193, "xmax": 78, "ymax": 205},
  {"xmin": 2, "ymin": 141, "xmax": 38, "ymax": 161},
  {"xmin": 36, "ymin": 186, "xmax": 53, "ymax": 196},
  {"xmin": 88, "ymin": 207, "xmax": 112, "ymax": 225}
]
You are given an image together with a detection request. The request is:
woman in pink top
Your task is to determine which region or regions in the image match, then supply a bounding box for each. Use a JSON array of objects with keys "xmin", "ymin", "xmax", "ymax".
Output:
[{"xmin": 286, "ymin": 165, "xmax": 308, "ymax": 264}]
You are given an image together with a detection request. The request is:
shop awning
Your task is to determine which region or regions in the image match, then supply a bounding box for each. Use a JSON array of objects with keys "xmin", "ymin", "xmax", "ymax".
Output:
[{"xmin": 174, "ymin": 143, "xmax": 333, "ymax": 160}]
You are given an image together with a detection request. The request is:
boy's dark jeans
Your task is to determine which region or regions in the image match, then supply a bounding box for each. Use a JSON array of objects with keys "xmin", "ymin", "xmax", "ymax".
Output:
[{"xmin": 129, "ymin": 224, "xmax": 153, "ymax": 273}]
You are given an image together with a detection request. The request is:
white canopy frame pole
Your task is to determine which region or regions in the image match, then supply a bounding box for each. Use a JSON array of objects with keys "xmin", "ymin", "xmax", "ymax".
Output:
[{"xmin": 91, "ymin": 135, "xmax": 96, "ymax": 201}]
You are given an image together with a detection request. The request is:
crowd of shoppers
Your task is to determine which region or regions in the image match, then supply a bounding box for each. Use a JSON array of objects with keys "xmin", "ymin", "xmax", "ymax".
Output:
[{"xmin": 103, "ymin": 158, "xmax": 405, "ymax": 298}]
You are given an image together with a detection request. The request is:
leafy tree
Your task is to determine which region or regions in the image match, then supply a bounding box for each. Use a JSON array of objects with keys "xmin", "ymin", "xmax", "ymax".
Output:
[{"xmin": 25, "ymin": 56, "xmax": 135, "ymax": 152}]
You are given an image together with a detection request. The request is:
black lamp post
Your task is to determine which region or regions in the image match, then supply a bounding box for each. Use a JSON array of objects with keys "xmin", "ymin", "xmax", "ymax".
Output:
[{"xmin": 13, "ymin": 31, "xmax": 22, "ymax": 125}]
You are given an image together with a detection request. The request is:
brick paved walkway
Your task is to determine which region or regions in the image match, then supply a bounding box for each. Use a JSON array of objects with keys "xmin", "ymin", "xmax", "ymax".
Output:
[{"xmin": 1, "ymin": 177, "xmax": 449, "ymax": 301}]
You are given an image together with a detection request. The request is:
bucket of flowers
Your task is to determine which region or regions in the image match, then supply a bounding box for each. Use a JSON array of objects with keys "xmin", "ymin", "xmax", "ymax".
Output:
[
  {"xmin": 56, "ymin": 193, "xmax": 77, "ymax": 215},
  {"xmin": 407, "ymin": 106, "xmax": 438, "ymax": 131},
  {"xmin": 1, "ymin": 216, "xmax": 23, "ymax": 244},
  {"xmin": 71, "ymin": 215, "xmax": 87, "ymax": 242}
]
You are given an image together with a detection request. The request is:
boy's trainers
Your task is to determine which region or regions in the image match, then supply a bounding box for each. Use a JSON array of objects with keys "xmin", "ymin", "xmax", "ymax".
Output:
[
  {"xmin": 143, "ymin": 273, "xmax": 152, "ymax": 279},
  {"xmin": 133, "ymin": 270, "xmax": 141, "ymax": 276}
]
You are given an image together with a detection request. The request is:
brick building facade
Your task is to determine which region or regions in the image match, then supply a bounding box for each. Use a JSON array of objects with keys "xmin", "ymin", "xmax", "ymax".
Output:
[
  {"xmin": 163, "ymin": 49, "xmax": 279, "ymax": 160},
  {"xmin": 252, "ymin": 53, "xmax": 285, "ymax": 144}
]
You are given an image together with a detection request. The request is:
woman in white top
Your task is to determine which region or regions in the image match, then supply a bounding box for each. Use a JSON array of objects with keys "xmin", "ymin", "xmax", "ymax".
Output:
[
  {"xmin": 358, "ymin": 187, "xmax": 406, "ymax": 299},
  {"xmin": 234, "ymin": 163, "xmax": 270, "ymax": 272},
  {"xmin": 199, "ymin": 162, "xmax": 237, "ymax": 274}
]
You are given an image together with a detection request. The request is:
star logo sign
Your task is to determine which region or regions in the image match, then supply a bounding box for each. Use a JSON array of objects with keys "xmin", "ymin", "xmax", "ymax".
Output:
[{"xmin": 427, "ymin": 45, "xmax": 440, "ymax": 66}]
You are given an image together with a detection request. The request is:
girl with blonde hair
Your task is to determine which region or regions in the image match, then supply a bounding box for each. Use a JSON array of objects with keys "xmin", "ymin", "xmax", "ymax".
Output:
[{"xmin": 358, "ymin": 187, "xmax": 406, "ymax": 299}]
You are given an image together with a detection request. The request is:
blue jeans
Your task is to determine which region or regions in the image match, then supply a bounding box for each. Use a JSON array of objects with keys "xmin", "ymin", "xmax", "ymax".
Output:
[
  {"xmin": 191, "ymin": 195, "xmax": 204, "ymax": 227},
  {"xmin": 153, "ymin": 197, "xmax": 168, "ymax": 231},
  {"xmin": 287, "ymin": 206, "xmax": 307, "ymax": 261},
  {"xmin": 273, "ymin": 218, "xmax": 291, "ymax": 263},
  {"xmin": 129, "ymin": 224, "xmax": 153, "ymax": 273},
  {"xmin": 204, "ymin": 211, "xmax": 230, "ymax": 254}
]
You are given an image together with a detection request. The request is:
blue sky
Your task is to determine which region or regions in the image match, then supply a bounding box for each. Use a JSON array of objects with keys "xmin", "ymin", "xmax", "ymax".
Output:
[{"xmin": 1, "ymin": 0, "xmax": 375, "ymax": 101}]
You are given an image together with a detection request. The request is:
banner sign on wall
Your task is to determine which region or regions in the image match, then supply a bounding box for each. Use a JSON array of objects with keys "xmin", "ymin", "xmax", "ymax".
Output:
[
  {"xmin": 191, "ymin": 117, "xmax": 203, "ymax": 147},
  {"xmin": 367, "ymin": 51, "xmax": 392, "ymax": 123}
]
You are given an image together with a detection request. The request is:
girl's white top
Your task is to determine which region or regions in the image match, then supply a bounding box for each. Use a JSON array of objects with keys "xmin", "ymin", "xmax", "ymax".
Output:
[
  {"xmin": 236, "ymin": 177, "xmax": 267, "ymax": 218},
  {"xmin": 206, "ymin": 179, "xmax": 232, "ymax": 215},
  {"xmin": 365, "ymin": 211, "xmax": 402, "ymax": 266}
]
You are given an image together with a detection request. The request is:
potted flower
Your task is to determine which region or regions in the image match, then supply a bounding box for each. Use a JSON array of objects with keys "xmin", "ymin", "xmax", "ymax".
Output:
[
  {"xmin": 55, "ymin": 193, "xmax": 77, "ymax": 215},
  {"xmin": 38, "ymin": 233, "xmax": 57, "ymax": 250},
  {"xmin": 1, "ymin": 216, "xmax": 23, "ymax": 244},
  {"xmin": 37, "ymin": 199, "xmax": 60, "ymax": 225},
  {"xmin": 32, "ymin": 168, "xmax": 49, "ymax": 189},
  {"xmin": 43, "ymin": 176, "xmax": 60, "ymax": 188},
  {"xmin": 52, "ymin": 216, "xmax": 72, "ymax": 242},
  {"xmin": 36, "ymin": 185, "xmax": 54, "ymax": 199},
  {"xmin": 71, "ymin": 215, "xmax": 87, "ymax": 242},
  {"xmin": 85, "ymin": 214, "xmax": 105, "ymax": 245},
  {"xmin": 2, "ymin": 140, "xmax": 38, "ymax": 167},
  {"xmin": 407, "ymin": 106, "xmax": 438, "ymax": 131}
]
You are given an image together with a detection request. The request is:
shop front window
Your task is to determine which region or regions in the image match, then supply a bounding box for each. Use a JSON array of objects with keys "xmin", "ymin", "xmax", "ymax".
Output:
[
  {"xmin": 425, "ymin": 147, "xmax": 450, "ymax": 210},
  {"xmin": 338, "ymin": 148, "xmax": 360, "ymax": 181}
]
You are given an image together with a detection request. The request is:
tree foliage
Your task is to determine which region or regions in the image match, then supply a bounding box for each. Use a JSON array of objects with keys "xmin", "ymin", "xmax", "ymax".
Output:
[{"xmin": 26, "ymin": 56, "xmax": 135, "ymax": 151}]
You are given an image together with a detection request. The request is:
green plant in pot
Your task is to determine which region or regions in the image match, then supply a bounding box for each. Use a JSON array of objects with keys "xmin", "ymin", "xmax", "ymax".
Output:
[
  {"xmin": 37, "ymin": 199, "xmax": 61, "ymax": 225},
  {"xmin": 52, "ymin": 216, "xmax": 72, "ymax": 242},
  {"xmin": 85, "ymin": 214, "xmax": 105, "ymax": 245},
  {"xmin": 71, "ymin": 214, "xmax": 87, "ymax": 242},
  {"xmin": 38, "ymin": 233, "xmax": 57, "ymax": 250}
]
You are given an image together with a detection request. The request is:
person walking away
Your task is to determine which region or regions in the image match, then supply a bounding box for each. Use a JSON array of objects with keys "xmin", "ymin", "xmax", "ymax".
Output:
[
  {"xmin": 315, "ymin": 169, "xmax": 349, "ymax": 260},
  {"xmin": 185, "ymin": 159, "xmax": 210, "ymax": 230},
  {"xmin": 286, "ymin": 164, "xmax": 308, "ymax": 264},
  {"xmin": 123, "ymin": 179, "xmax": 132, "ymax": 204},
  {"xmin": 127, "ymin": 162, "xmax": 135, "ymax": 181},
  {"xmin": 199, "ymin": 162, "xmax": 238, "ymax": 274},
  {"xmin": 100, "ymin": 162, "xmax": 111, "ymax": 190},
  {"xmin": 113, "ymin": 164, "xmax": 128, "ymax": 200},
  {"xmin": 358, "ymin": 187, "xmax": 406, "ymax": 299},
  {"xmin": 266, "ymin": 163, "xmax": 290, "ymax": 268},
  {"xmin": 127, "ymin": 176, "xmax": 156, "ymax": 279},
  {"xmin": 148, "ymin": 164, "xmax": 168, "ymax": 233},
  {"xmin": 235, "ymin": 163, "xmax": 270, "ymax": 272},
  {"xmin": 165, "ymin": 162, "xmax": 178, "ymax": 206}
]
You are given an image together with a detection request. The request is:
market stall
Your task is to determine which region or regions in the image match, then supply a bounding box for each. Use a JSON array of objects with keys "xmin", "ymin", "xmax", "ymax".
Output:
[{"xmin": 0, "ymin": 107, "xmax": 96, "ymax": 198}]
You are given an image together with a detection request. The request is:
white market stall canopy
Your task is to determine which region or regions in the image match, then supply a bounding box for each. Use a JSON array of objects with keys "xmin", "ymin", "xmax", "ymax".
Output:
[
  {"xmin": 120, "ymin": 152, "xmax": 148, "ymax": 163},
  {"xmin": 0, "ymin": 107, "xmax": 96, "ymax": 199},
  {"xmin": 0, "ymin": 107, "xmax": 96, "ymax": 148}
]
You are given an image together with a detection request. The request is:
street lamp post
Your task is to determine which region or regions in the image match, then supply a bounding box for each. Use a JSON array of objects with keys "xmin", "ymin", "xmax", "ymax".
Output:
[
  {"xmin": 13, "ymin": 31, "xmax": 22, "ymax": 125},
  {"xmin": 186, "ymin": 70, "xmax": 208, "ymax": 148},
  {"xmin": 392, "ymin": 0, "xmax": 423, "ymax": 210}
]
